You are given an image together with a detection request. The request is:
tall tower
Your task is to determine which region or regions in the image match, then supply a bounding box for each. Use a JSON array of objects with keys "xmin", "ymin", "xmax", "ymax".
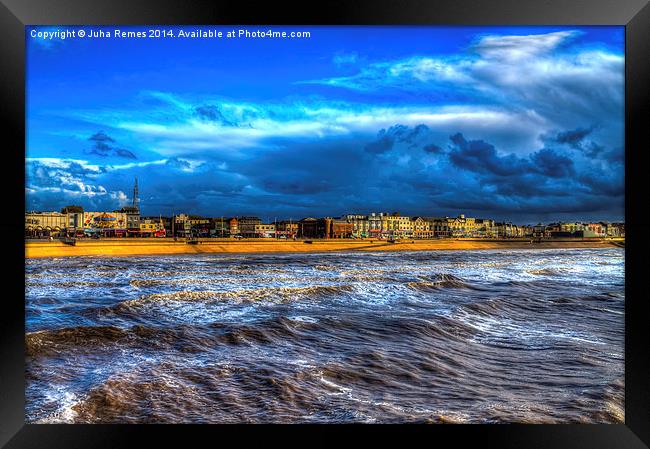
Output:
[{"xmin": 132, "ymin": 176, "xmax": 139, "ymax": 211}]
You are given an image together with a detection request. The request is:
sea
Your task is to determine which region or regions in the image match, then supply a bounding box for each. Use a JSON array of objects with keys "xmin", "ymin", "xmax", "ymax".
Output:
[{"xmin": 25, "ymin": 248, "xmax": 625, "ymax": 423}]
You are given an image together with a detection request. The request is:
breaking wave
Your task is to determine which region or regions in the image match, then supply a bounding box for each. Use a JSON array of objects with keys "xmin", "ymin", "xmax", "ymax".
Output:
[{"xmin": 407, "ymin": 273, "xmax": 476, "ymax": 291}]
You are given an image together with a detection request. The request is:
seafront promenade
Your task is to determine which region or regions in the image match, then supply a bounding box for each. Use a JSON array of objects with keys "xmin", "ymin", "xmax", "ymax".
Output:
[{"xmin": 24, "ymin": 237, "xmax": 623, "ymax": 258}]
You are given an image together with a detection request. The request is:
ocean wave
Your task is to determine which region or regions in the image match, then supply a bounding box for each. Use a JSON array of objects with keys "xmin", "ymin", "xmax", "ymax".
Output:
[
  {"xmin": 26, "ymin": 249, "xmax": 625, "ymax": 424},
  {"xmin": 314, "ymin": 265, "xmax": 338, "ymax": 271},
  {"xmin": 407, "ymin": 273, "xmax": 476, "ymax": 291},
  {"xmin": 526, "ymin": 268, "xmax": 564, "ymax": 276},
  {"xmin": 115, "ymin": 284, "xmax": 354, "ymax": 310},
  {"xmin": 26, "ymin": 323, "xmax": 234, "ymax": 358},
  {"xmin": 26, "ymin": 326, "xmax": 132, "ymax": 357},
  {"xmin": 27, "ymin": 280, "xmax": 119, "ymax": 288}
]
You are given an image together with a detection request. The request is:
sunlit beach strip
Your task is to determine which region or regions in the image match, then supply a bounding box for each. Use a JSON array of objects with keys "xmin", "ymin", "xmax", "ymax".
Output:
[{"xmin": 25, "ymin": 238, "xmax": 623, "ymax": 258}]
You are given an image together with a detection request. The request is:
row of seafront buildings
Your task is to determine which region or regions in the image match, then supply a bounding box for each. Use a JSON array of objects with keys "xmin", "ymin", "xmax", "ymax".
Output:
[
  {"xmin": 146, "ymin": 212, "xmax": 625, "ymax": 239},
  {"xmin": 24, "ymin": 205, "xmax": 163, "ymax": 238},
  {"xmin": 25, "ymin": 207, "xmax": 625, "ymax": 240}
]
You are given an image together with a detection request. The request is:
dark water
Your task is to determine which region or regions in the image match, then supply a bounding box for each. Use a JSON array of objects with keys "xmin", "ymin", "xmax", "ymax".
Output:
[{"xmin": 25, "ymin": 248, "xmax": 624, "ymax": 423}]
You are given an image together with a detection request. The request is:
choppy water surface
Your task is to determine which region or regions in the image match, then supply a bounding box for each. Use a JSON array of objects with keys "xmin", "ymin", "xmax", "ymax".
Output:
[{"xmin": 25, "ymin": 249, "xmax": 624, "ymax": 423}]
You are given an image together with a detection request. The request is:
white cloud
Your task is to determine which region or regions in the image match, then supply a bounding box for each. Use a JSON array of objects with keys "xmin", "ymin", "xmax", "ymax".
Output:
[
  {"xmin": 26, "ymin": 157, "xmax": 169, "ymax": 172},
  {"xmin": 25, "ymin": 158, "xmax": 103, "ymax": 173},
  {"xmin": 333, "ymin": 51, "xmax": 359, "ymax": 66},
  {"xmin": 302, "ymin": 30, "xmax": 623, "ymax": 141},
  {"xmin": 110, "ymin": 104, "xmax": 547, "ymax": 156},
  {"xmin": 472, "ymin": 30, "xmax": 580, "ymax": 61}
]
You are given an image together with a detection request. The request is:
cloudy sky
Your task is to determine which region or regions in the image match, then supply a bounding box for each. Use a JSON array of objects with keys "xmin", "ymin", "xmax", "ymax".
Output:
[{"xmin": 26, "ymin": 26, "xmax": 624, "ymax": 223}]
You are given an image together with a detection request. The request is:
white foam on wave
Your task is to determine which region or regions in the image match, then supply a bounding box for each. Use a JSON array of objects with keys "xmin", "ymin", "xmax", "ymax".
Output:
[
  {"xmin": 455, "ymin": 310, "xmax": 606, "ymax": 348},
  {"xmin": 287, "ymin": 315, "xmax": 318, "ymax": 324},
  {"xmin": 32, "ymin": 386, "xmax": 80, "ymax": 424}
]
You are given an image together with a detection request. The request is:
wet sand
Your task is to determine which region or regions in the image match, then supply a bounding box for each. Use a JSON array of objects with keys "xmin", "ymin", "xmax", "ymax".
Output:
[{"xmin": 24, "ymin": 238, "xmax": 622, "ymax": 258}]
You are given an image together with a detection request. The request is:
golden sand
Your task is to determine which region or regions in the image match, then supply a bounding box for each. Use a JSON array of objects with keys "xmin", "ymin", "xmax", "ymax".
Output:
[{"xmin": 25, "ymin": 238, "xmax": 622, "ymax": 259}]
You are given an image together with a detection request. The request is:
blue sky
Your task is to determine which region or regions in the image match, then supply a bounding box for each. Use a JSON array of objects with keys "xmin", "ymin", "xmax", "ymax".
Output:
[{"xmin": 26, "ymin": 26, "xmax": 624, "ymax": 223}]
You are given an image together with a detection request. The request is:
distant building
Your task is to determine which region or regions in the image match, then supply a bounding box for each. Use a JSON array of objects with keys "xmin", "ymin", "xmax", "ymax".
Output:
[
  {"xmin": 211, "ymin": 217, "xmax": 237, "ymax": 237},
  {"xmin": 495, "ymin": 222, "xmax": 522, "ymax": 238},
  {"xmin": 411, "ymin": 217, "xmax": 433, "ymax": 239},
  {"xmin": 118, "ymin": 206, "xmax": 141, "ymax": 235},
  {"xmin": 520, "ymin": 225, "xmax": 535, "ymax": 238},
  {"xmin": 298, "ymin": 217, "xmax": 324, "ymax": 238},
  {"xmin": 423, "ymin": 215, "xmax": 482, "ymax": 238},
  {"xmin": 189, "ymin": 215, "xmax": 211, "ymax": 237},
  {"xmin": 385, "ymin": 213, "xmax": 413, "ymax": 238},
  {"xmin": 276, "ymin": 220, "xmax": 298, "ymax": 238},
  {"xmin": 171, "ymin": 214, "xmax": 209, "ymax": 237},
  {"xmin": 474, "ymin": 219, "xmax": 496, "ymax": 238},
  {"xmin": 545, "ymin": 223, "xmax": 562, "ymax": 237},
  {"xmin": 254, "ymin": 223, "xmax": 276, "ymax": 238},
  {"xmin": 238, "ymin": 216, "xmax": 262, "ymax": 238},
  {"xmin": 608, "ymin": 222, "xmax": 625, "ymax": 237},
  {"xmin": 447, "ymin": 215, "xmax": 476, "ymax": 238},
  {"xmin": 559, "ymin": 222, "xmax": 584, "ymax": 234},
  {"xmin": 330, "ymin": 217, "xmax": 354, "ymax": 238},
  {"xmin": 25, "ymin": 211, "xmax": 67, "ymax": 238},
  {"xmin": 532, "ymin": 224, "xmax": 546, "ymax": 238},
  {"xmin": 157, "ymin": 216, "xmax": 172, "ymax": 235},
  {"xmin": 228, "ymin": 217, "xmax": 239, "ymax": 236},
  {"xmin": 296, "ymin": 217, "xmax": 353, "ymax": 239},
  {"xmin": 584, "ymin": 222, "xmax": 607, "ymax": 238},
  {"xmin": 139, "ymin": 217, "xmax": 166, "ymax": 237},
  {"xmin": 423, "ymin": 217, "xmax": 449, "ymax": 238},
  {"xmin": 421, "ymin": 215, "xmax": 475, "ymax": 238},
  {"xmin": 82, "ymin": 211, "xmax": 128, "ymax": 237},
  {"xmin": 61, "ymin": 205, "xmax": 84, "ymax": 236},
  {"xmin": 345, "ymin": 214, "xmax": 369, "ymax": 238},
  {"xmin": 368, "ymin": 212, "xmax": 390, "ymax": 238}
]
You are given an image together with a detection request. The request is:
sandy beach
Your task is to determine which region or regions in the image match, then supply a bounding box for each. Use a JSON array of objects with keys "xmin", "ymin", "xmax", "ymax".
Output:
[{"xmin": 24, "ymin": 238, "xmax": 623, "ymax": 258}]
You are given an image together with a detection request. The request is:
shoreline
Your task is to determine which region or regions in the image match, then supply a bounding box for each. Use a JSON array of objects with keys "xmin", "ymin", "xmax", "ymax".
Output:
[{"xmin": 25, "ymin": 238, "xmax": 623, "ymax": 259}]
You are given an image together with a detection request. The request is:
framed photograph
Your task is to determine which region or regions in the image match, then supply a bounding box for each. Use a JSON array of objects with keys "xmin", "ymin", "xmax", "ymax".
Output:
[{"xmin": 2, "ymin": 0, "xmax": 648, "ymax": 447}]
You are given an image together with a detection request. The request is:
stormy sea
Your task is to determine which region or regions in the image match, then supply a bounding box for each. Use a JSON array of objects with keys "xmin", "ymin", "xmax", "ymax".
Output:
[{"xmin": 25, "ymin": 248, "xmax": 624, "ymax": 423}]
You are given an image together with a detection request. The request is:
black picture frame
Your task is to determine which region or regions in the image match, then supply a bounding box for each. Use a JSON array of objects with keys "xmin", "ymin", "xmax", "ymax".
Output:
[{"xmin": 2, "ymin": 0, "xmax": 648, "ymax": 447}]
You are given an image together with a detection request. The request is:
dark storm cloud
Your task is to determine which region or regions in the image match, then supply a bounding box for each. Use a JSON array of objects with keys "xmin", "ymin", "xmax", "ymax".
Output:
[
  {"xmin": 165, "ymin": 157, "xmax": 191, "ymax": 169},
  {"xmin": 261, "ymin": 178, "xmax": 334, "ymax": 195},
  {"xmin": 194, "ymin": 105, "xmax": 236, "ymax": 126},
  {"xmin": 398, "ymin": 124, "xmax": 431, "ymax": 146},
  {"xmin": 578, "ymin": 166, "xmax": 625, "ymax": 196},
  {"xmin": 116, "ymin": 163, "xmax": 248, "ymax": 214},
  {"xmin": 354, "ymin": 127, "xmax": 622, "ymax": 221},
  {"xmin": 603, "ymin": 147, "xmax": 624, "ymax": 163},
  {"xmin": 114, "ymin": 149, "xmax": 137, "ymax": 158},
  {"xmin": 555, "ymin": 127, "xmax": 594, "ymax": 148},
  {"xmin": 423, "ymin": 144, "xmax": 444, "ymax": 154},
  {"xmin": 88, "ymin": 131, "xmax": 115, "ymax": 144},
  {"xmin": 365, "ymin": 124, "xmax": 445, "ymax": 155},
  {"xmin": 539, "ymin": 125, "xmax": 623, "ymax": 162},
  {"xmin": 434, "ymin": 191, "xmax": 613, "ymax": 216},
  {"xmin": 529, "ymin": 148, "xmax": 575, "ymax": 178},
  {"xmin": 364, "ymin": 134, "xmax": 394, "ymax": 154},
  {"xmin": 448, "ymin": 133, "xmax": 576, "ymax": 180},
  {"xmin": 448, "ymin": 133, "xmax": 530, "ymax": 176},
  {"xmin": 88, "ymin": 131, "xmax": 137, "ymax": 159},
  {"xmin": 236, "ymin": 137, "xmax": 368, "ymax": 199},
  {"xmin": 583, "ymin": 142, "xmax": 608, "ymax": 158}
]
